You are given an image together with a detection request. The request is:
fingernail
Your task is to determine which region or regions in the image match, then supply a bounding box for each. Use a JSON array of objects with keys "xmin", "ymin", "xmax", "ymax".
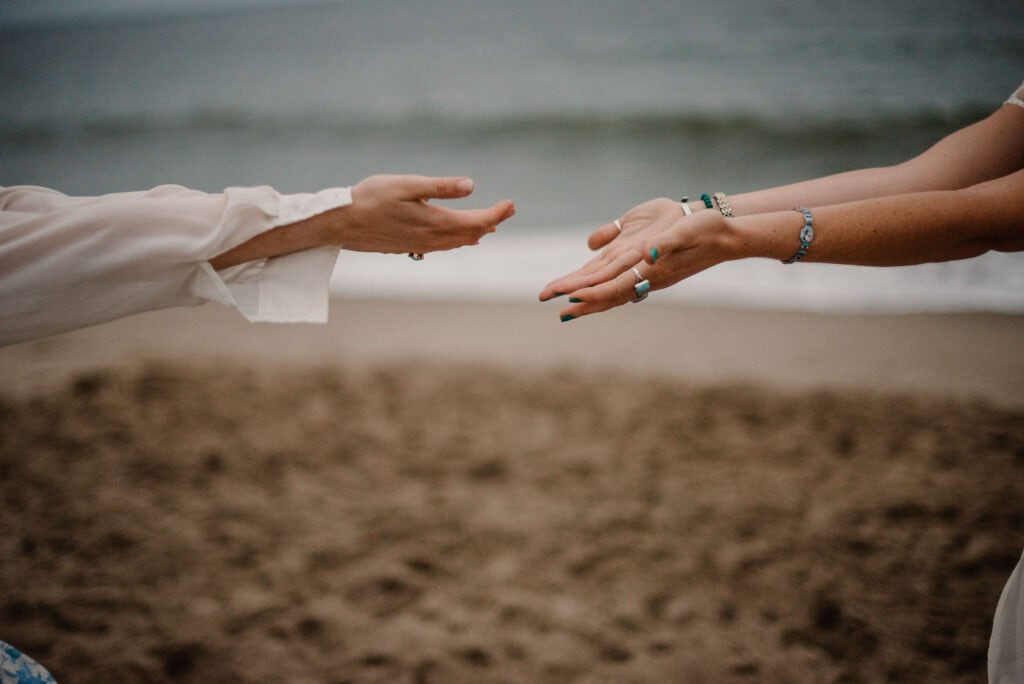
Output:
[
  {"xmin": 569, "ymin": 297, "xmax": 582, "ymax": 303},
  {"xmin": 560, "ymin": 314, "xmax": 575, "ymax": 323},
  {"xmin": 636, "ymin": 280, "xmax": 651, "ymax": 295},
  {"xmin": 650, "ymin": 247, "xmax": 659, "ymax": 263},
  {"xmin": 457, "ymin": 178, "xmax": 474, "ymax": 193}
]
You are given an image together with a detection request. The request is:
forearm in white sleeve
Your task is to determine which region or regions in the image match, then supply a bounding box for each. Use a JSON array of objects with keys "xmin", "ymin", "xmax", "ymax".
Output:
[{"xmin": 0, "ymin": 183, "xmax": 351, "ymax": 346}]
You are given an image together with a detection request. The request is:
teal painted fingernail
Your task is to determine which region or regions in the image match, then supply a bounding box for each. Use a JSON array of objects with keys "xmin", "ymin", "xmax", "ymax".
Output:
[
  {"xmin": 569, "ymin": 297, "xmax": 582, "ymax": 303},
  {"xmin": 650, "ymin": 247, "xmax": 659, "ymax": 263},
  {"xmin": 560, "ymin": 314, "xmax": 575, "ymax": 323},
  {"xmin": 636, "ymin": 280, "xmax": 651, "ymax": 294}
]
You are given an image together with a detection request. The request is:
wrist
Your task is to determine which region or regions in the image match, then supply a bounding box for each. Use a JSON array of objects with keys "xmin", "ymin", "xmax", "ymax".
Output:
[
  {"xmin": 721, "ymin": 212, "xmax": 798, "ymax": 262},
  {"xmin": 271, "ymin": 185, "xmax": 355, "ymax": 250},
  {"xmin": 304, "ymin": 203, "xmax": 355, "ymax": 247},
  {"xmin": 717, "ymin": 216, "xmax": 749, "ymax": 260}
]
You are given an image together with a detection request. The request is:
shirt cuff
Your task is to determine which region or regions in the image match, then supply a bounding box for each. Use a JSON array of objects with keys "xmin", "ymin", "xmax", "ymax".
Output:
[
  {"xmin": 274, "ymin": 186, "xmax": 353, "ymax": 228},
  {"xmin": 196, "ymin": 245, "xmax": 342, "ymax": 323},
  {"xmin": 192, "ymin": 186, "xmax": 352, "ymax": 323}
]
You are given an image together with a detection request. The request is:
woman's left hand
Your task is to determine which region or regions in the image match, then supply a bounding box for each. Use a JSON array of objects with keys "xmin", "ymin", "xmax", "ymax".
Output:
[
  {"xmin": 327, "ymin": 174, "xmax": 515, "ymax": 254},
  {"xmin": 538, "ymin": 197, "xmax": 683, "ymax": 303}
]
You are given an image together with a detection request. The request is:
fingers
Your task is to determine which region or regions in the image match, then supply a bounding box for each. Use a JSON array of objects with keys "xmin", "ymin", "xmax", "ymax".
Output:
[
  {"xmin": 436, "ymin": 200, "xmax": 516, "ymax": 233},
  {"xmin": 415, "ymin": 200, "xmax": 516, "ymax": 251},
  {"xmin": 587, "ymin": 223, "xmax": 620, "ymax": 250},
  {"xmin": 397, "ymin": 175, "xmax": 476, "ymax": 201},
  {"xmin": 556, "ymin": 266, "xmax": 646, "ymax": 321},
  {"xmin": 539, "ymin": 246, "xmax": 642, "ymax": 301},
  {"xmin": 476, "ymin": 199, "xmax": 517, "ymax": 228}
]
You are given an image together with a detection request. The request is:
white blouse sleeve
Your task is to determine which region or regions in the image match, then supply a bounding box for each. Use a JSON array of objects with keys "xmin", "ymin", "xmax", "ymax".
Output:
[{"xmin": 0, "ymin": 183, "xmax": 351, "ymax": 346}]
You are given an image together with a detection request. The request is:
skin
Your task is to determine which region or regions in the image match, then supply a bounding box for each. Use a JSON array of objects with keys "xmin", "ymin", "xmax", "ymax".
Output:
[
  {"xmin": 210, "ymin": 174, "xmax": 515, "ymax": 270},
  {"xmin": 540, "ymin": 103, "xmax": 1024, "ymax": 320}
]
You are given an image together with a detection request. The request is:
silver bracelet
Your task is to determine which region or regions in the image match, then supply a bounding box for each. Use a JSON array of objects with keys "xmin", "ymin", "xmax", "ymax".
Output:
[{"xmin": 782, "ymin": 207, "xmax": 814, "ymax": 264}]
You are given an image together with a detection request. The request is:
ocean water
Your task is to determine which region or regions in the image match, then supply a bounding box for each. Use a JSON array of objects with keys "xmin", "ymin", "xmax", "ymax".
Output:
[{"xmin": 2, "ymin": 0, "xmax": 1023, "ymax": 312}]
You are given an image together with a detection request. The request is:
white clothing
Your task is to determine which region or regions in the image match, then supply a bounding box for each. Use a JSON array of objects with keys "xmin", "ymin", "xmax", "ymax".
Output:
[
  {"xmin": 988, "ymin": 82, "xmax": 1024, "ymax": 684},
  {"xmin": 0, "ymin": 183, "xmax": 351, "ymax": 346},
  {"xmin": 1005, "ymin": 81, "xmax": 1024, "ymax": 109},
  {"xmin": 991, "ymin": 549, "xmax": 1024, "ymax": 683}
]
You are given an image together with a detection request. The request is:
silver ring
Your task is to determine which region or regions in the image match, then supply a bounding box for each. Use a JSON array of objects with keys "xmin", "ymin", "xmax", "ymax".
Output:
[
  {"xmin": 631, "ymin": 266, "xmax": 650, "ymax": 303},
  {"xmin": 613, "ymin": 219, "xmax": 622, "ymax": 233},
  {"xmin": 408, "ymin": 252, "xmax": 424, "ymax": 261}
]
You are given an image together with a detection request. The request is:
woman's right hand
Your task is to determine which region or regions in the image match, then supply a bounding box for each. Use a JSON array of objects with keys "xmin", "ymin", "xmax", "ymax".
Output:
[
  {"xmin": 210, "ymin": 174, "xmax": 514, "ymax": 270},
  {"xmin": 324, "ymin": 174, "xmax": 515, "ymax": 255}
]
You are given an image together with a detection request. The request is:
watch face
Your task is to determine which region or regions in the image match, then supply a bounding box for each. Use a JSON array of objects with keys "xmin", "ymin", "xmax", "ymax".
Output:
[{"xmin": 800, "ymin": 226, "xmax": 815, "ymax": 243}]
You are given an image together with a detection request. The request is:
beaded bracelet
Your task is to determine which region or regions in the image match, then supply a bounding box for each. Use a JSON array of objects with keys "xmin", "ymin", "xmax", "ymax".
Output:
[
  {"xmin": 782, "ymin": 207, "xmax": 815, "ymax": 264},
  {"xmin": 712, "ymin": 192, "xmax": 734, "ymax": 217}
]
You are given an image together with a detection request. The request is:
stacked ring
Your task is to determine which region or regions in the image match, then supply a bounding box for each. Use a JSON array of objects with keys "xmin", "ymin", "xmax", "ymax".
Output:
[
  {"xmin": 408, "ymin": 253, "xmax": 424, "ymax": 261},
  {"xmin": 631, "ymin": 266, "xmax": 650, "ymax": 303},
  {"xmin": 613, "ymin": 219, "xmax": 623, "ymax": 233}
]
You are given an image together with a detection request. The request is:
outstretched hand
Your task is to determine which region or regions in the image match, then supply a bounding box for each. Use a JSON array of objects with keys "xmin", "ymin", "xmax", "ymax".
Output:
[
  {"xmin": 538, "ymin": 198, "xmax": 681, "ymax": 302},
  {"xmin": 329, "ymin": 174, "xmax": 516, "ymax": 254},
  {"xmin": 210, "ymin": 174, "xmax": 515, "ymax": 270},
  {"xmin": 539, "ymin": 199, "xmax": 733, "ymax": 320}
]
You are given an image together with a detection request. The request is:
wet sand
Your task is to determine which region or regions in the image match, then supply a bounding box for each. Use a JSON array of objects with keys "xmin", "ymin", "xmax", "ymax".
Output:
[{"xmin": 1, "ymin": 300, "xmax": 1022, "ymax": 682}]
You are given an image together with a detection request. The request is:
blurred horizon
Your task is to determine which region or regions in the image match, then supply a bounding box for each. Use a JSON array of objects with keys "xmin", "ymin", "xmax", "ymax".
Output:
[{"xmin": 0, "ymin": 0, "xmax": 334, "ymax": 27}]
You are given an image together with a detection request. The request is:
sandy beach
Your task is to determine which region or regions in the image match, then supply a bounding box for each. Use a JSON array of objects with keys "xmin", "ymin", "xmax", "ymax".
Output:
[{"xmin": 1, "ymin": 299, "xmax": 1022, "ymax": 683}]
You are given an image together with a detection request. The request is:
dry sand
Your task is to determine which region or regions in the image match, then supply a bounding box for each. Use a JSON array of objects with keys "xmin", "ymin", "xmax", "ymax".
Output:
[{"xmin": 1, "ymin": 299, "xmax": 1022, "ymax": 683}]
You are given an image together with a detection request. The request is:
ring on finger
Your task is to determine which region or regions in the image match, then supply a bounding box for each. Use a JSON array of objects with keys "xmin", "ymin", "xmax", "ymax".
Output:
[
  {"xmin": 613, "ymin": 219, "xmax": 623, "ymax": 234},
  {"xmin": 631, "ymin": 266, "xmax": 651, "ymax": 303},
  {"xmin": 408, "ymin": 252, "xmax": 424, "ymax": 261}
]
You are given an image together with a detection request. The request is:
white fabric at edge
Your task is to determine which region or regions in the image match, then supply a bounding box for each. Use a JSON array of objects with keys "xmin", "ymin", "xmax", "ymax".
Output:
[
  {"xmin": 990, "ymin": 550, "xmax": 1024, "ymax": 683},
  {"xmin": 986, "ymin": 81, "xmax": 1024, "ymax": 684}
]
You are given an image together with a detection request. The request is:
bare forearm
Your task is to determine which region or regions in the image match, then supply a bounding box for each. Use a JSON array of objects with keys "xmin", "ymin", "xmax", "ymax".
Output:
[
  {"xmin": 727, "ymin": 170, "xmax": 1024, "ymax": 267},
  {"xmin": 725, "ymin": 164, "xmax": 920, "ymax": 217},
  {"xmin": 209, "ymin": 212, "xmax": 329, "ymax": 270},
  {"xmin": 720, "ymin": 105, "xmax": 1024, "ymax": 218}
]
